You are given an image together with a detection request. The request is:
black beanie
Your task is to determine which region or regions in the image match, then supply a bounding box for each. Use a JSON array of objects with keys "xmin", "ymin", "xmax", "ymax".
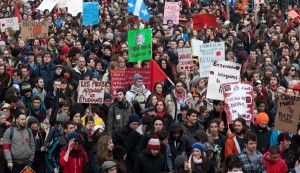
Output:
[
  {"xmin": 69, "ymin": 108, "xmax": 81, "ymax": 121},
  {"xmin": 113, "ymin": 145, "xmax": 127, "ymax": 160}
]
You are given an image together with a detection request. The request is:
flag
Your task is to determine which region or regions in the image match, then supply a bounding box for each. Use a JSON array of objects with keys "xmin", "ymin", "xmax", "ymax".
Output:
[
  {"xmin": 229, "ymin": 0, "xmax": 235, "ymax": 7},
  {"xmin": 184, "ymin": 0, "xmax": 195, "ymax": 8},
  {"xmin": 127, "ymin": 0, "xmax": 150, "ymax": 21},
  {"xmin": 14, "ymin": 4, "xmax": 21, "ymax": 21},
  {"xmin": 150, "ymin": 59, "xmax": 168, "ymax": 91}
]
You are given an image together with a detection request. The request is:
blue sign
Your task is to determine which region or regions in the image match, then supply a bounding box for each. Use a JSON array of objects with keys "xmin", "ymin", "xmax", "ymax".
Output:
[{"xmin": 82, "ymin": 2, "xmax": 99, "ymax": 25}]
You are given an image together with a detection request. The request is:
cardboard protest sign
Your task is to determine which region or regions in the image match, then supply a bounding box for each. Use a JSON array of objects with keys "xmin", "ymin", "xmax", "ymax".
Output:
[
  {"xmin": 68, "ymin": 0, "xmax": 83, "ymax": 16},
  {"xmin": 198, "ymin": 42, "xmax": 225, "ymax": 77},
  {"xmin": 125, "ymin": 68, "xmax": 151, "ymax": 90},
  {"xmin": 206, "ymin": 60, "xmax": 241, "ymax": 100},
  {"xmin": 58, "ymin": 0, "xmax": 68, "ymax": 8},
  {"xmin": 193, "ymin": 14, "xmax": 217, "ymax": 30},
  {"xmin": 37, "ymin": 0, "xmax": 58, "ymax": 12},
  {"xmin": 222, "ymin": 82, "xmax": 254, "ymax": 124},
  {"xmin": 82, "ymin": 2, "xmax": 99, "ymax": 25},
  {"xmin": 191, "ymin": 39, "xmax": 203, "ymax": 57},
  {"xmin": 128, "ymin": 28, "xmax": 152, "ymax": 62},
  {"xmin": 78, "ymin": 80, "xmax": 105, "ymax": 104},
  {"xmin": 0, "ymin": 17, "xmax": 19, "ymax": 32},
  {"xmin": 275, "ymin": 93, "xmax": 300, "ymax": 134},
  {"xmin": 111, "ymin": 70, "xmax": 126, "ymax": 97},
  {"xmin": 178, "ymin": 48, "xmax": 193, "ymax": 71},
  {"xmin": 21, "ymin": 21, "xmax": 48, "ymax": 40},
  {"xmin": 163, "ymin": 2, "xmax": 180, "ymax": 24}
]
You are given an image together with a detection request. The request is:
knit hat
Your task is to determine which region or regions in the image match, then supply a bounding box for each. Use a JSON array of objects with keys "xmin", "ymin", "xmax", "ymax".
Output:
[
  {"xmin": 133, "ymin": 73, "xmax": 143, "ymax": 83},
  {"xmin": 147, "ymin": 135, "xmax": 161, "ymax": 150},
  {"xmin": 102, "ymin": 161, "xmax": 117, "ymax": 171},
  {"xmin": 61, "ymin": 45, "xmax": 70, "ymax": 53},
  {"xmin": 91, "ymin": 125, "xmax": 105, "ymax": 135},
  {"xmin": 57, "ymin": 112, "xmax": 69, "ymax": 123},
  {"xmin": 192, "ymin": 143, "xmax": 205, "ymax": 152},
  {"xmin": 113, "ymin": 145, "xmax": 127, "ymax": 160},
  {"xmin": 153, "ymin": 116, "xmax": 165, "ymax": 125},
  {"xmin": 67, "ymin": 132, "xmax": 82, "ymax": 144},
  {"xmin": 255, "ymin": 112, "xmax": 269, "ymax": 125},
  {"xmin": 69, "ymin": 108, "xmax": 81, "ymax": 121},
  {"xmin": 21, "ymin": 83, "xmax": 32, "ymax": 92},
  {"xmin": 20, "ymin": 55, "xmax": 29, "ymax": 62},
  {"xmin": 293, "ymin": 85, "xmax": 300, "ymax": 91},
  {"xmin": 26, "ymin": 116, "xmax": 39, "ymax": 127},
  {"xmin": 193, "ymin": 77, "xmax": 203, "ymax": 88},
  {"xmin": 128, "ymin": 114, "xmax": 140, "ymax": 125},
  {"xmin": 103, "ymin": 45, "xmax": 112, "ymax": 52},
  {"xmin": 1, "ymin": 103, "xmax": 10, "ymax": 110},
  {"xmin": 143, "ymin": 103, "xmax": 155, "ymax": 113},
  {"xmin": 105, "ymin": 33, "xmax": 114, "ymax": 41},
  {"xmin": 203, "ymin": 142, "xmax": 216, "ymax": 152},
  {"xmin": 174, "ymin": 155, "xmax": 188, "ymax": 169},
  {"xmin": 265, "ymin": 65, "xmax": 275, "ymax": 73},
  {"xmin": 104, "ymin": 92, "xmax": 112, "ymax": 100},
  {"xmin": 180, "ymin": 103, "xmax": 189, "ymax": 110}
]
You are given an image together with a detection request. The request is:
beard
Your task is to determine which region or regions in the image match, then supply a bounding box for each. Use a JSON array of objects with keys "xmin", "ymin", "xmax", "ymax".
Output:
[{"xmin": 235, "ymin": 128, "xmax": 245, "ymax": 135}]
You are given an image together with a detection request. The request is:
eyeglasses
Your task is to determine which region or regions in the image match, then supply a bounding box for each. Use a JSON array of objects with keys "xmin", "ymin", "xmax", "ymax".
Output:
[{"xmin": 291, "ymin": 69, "xmax": 296, "ymax": 71}]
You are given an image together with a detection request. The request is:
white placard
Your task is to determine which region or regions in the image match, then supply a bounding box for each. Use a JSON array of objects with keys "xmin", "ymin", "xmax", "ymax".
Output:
[
  {"xmin": 68, "ymin": 0, "xmax": 83, "ymax": 16},
  {"xmin": 77, "ymin": 80, "xmax": 105, "ymax": 104},
  {"xmin": 37, "ymin": 0, "xmax": 58, "ymax": 12},
  {"xmin": 191, "ymin": 39, "xmax": 203, "ymax": 56},
  {"xmin": 0, "ymin": 17, "xmax": 19, "ymax": 32}
]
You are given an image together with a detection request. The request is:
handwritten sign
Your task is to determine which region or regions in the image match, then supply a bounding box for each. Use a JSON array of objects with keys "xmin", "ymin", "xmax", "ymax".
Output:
[
  {"xmin": 193, "ymin": 14, "xmax": 217, "ymax": 30},
  {"xmin": 199, "ymin": 42, "xmax": 225, "ymax": 77},
  {"xmin": 178, "ymin": 48, "xmax": 193, "ymax": 71},
  {"xmin": 82, "ymin": 2, "xmax": 99, "ymax": 25},
  {"xmin": 78, "ymin": 80, "xmax": 104, "ymax": 104},
  {"xmin": 21, "ymin": 21, "xmax": 48, "ymax": 40},
  {"xmin": 0, "ymin": 17, "xmax": 19, "ymax": 32},
  {"xmin": 275, "ymin": 93, "xmax": 300, "ymax": 134},
  {"xmin": 58, "ymin": 0, "xmax": 68, "ymax": 8},
  {"xmin": 111, "ymin": 70, "xmax": 126, "ymax": 97},
  {"xmin": 191, "ymin": 39, "xmax": 203, "ymax": 57},
  {"xmin": 222, "ymin": 82, "xmax": 254, "ymax": 123},
  {"xmin": 37, "ymin": 0, "xmax": 58, "ymax": 12},
  {"xmin": 125, "ymin": 68, "xmax": 151, "ymax": 90},
  {"xmin": 206, "ymin": 60, "xmax": 241, "ymax": 100},
  {"xmin": 68, "ymin": 0, "xmax": 83, "ymax": 16},
  {"xmin": 254, "ymin": 0, "xmax": 265, "ymax": 4},
  {"xmin": 163, "ymin": 2, "xmax": 180, "ymax": 24},
  {"xmin": 128, "ymin": 28, "xmax": 152, "ymax": 62}
]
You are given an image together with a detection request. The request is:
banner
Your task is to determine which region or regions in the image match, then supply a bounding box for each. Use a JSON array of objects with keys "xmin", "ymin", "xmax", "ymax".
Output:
[
  {"xmin": 275, "ymin": 93, "xmax": 300, "ymax": 134},
  {"xmin": 77, "ymin": 80, "xmax": 105, "ymax": 103},
  {"xmin": 68, "ymin": 0, "xmax": 83, "ymax": 16},
  {"xmin": 199, "ymin": 42, "xmax": 225, "ymax": 77},
  {"xmin": 0, "ymin": 17, "xmax": 19, "ymax": 32},
  {"xmin": 58, "ymin": 0, "xmax": 68, "ymax": 8},
  {"xmin": 222, "ymin": 82, "xmax": 254, "ymax": 124},
  {"xmin": 128, "ymin": 28, "xmax": 152, "ymax": 62},
  {"xmin": 111, "ymin": 70, "xmax": 126, "ymax": 97},
  {"xmin": 206, "ymin": 60, "xmax": 241, "ymax": 100},
  {"xmin": 193, "ymin": 14, "xmax": 217, "ymax": 30},
  {"xmin": 254, "ymin": 0, "xmax": 264, "ymax": 4},
  {"xmin": 163, "ymin": 2, "xmax": 180, "ymax": 24},
  {"xmin": 191, "ymin": 39, "xmax": 203, "ymax": 56},
  {"xmin": 21, "ymin": 21, "xmax": 49, "ymax": 40},
  {"xmin": 125, "ymin": 68, "xmax": 151, "ymax": 90},
  {"xmin": 37, "ymin": 0, "xmax": 58, "ymax": 12},
  {"xmin": 82, "ymin": 2, "xmax": 99, "ymax": 25},
  {"xmin": 178, "ymin": 48, "xmax": 193, "ymax": 71}
]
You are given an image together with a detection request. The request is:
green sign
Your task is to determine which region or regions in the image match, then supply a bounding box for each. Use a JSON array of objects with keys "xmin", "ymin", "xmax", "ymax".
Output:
[{"xmin": 128, "ymin": 28, "xmax": 152, "ymax": 62}]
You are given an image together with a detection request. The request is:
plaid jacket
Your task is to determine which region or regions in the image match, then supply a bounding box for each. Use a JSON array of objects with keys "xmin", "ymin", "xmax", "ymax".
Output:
[{"xmin": 238, "ymin": 150, "xmax": 266, "ymax": 173}]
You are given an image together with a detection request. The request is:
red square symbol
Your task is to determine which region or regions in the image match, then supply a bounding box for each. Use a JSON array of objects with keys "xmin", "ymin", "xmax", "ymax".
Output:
[
  {"xmin": 216, "ymin": 51, "xmax": 221, "ymax": 56},
  {"xmin": 33, "ymin": 26, "xmax": 41, "ymax": 34},
  {"xmin": 2, "ymin": 23, "xmax": 5, "ymax": 27},
  {"xmin": 210, "ymin": 71, "xmax": 214, "ymax": 75}
]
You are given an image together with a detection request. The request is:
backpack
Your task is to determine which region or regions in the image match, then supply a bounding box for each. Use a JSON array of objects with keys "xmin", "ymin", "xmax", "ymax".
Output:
[
  {"xmin": 9, "ymin": 126, "xmax": 32, "ymax": 140},
  {"xmin": 133, "ymin": 91, "xmax": 147, "ymax": 104}
]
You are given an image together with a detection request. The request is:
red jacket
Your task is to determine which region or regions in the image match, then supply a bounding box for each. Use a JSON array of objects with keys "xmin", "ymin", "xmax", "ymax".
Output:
[
  {"xmin": 263, "ymin": 152, "xmax": 288, "ymax": 173},
  {"xmin": 59, "ymin": 149, "xmax": 88, "ymax": 173}
]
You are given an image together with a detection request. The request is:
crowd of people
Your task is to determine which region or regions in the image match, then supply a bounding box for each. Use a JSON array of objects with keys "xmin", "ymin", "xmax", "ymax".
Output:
[{"xmin": 0, "ymin": 0, "xmax": 300, "ymax": 173}]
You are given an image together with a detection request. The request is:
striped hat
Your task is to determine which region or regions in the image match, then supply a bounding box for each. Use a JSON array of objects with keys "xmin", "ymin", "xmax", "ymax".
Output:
[{"xmin": 147, "ymin": 135, "xmax": 160, "ymax": 150}]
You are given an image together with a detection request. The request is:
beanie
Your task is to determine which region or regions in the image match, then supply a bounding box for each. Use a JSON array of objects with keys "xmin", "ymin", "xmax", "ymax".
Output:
[
  {"xmin": 147, "ymin": 135, "xmax": 160, "ymax": 150},
  {"xmin": 113, "ymin": 145, "xmax": 127, "ymax": 160},
  {"xmin": 21, "ymin": 83, "xmax": 32, "ymax": 92},
  {"xmin": 104, "ymin": 92, "xmax": 112, "ymax": 100},
  {"xmin": 192, "ymin": 143, "xmax": 205, "ymax": 153},
  {"xmin": 69, "ymin": 108, "xmax": 81, "ymax": 121},
  {"xmin": 174, "ymin": 155, "xmax": 188, "ymax": 169},
  {"xmin": 67, "ymin": 132, "xmax": 82, "ymax": 144},
  {"xmin": 255, "ymin": 112, "xmax": 269, "ymax": 125},
  {"xmin": 26, "ymin": 116, "xmax": 39, "ymax": 127},
  {"xmin": 104, "ymin": 45, "xmax": 112, "ymax": 52},
  {"xmin": 57, "ymin": 112, "xmax": 69, "ymax": 123},
  {"xmin": 153, "ymin": 116, "xmax": 165, "ymax": 126},
  {"xmin": 102, "ymin": 161, "xmax": 117, "ymax": 171},
  {"xmin": 128, "ymin": 114, "xmax": 140, "ymax": 125},
  {"xmin": 192, "ymin": 77, "xmax": 203, "ymax": 88},
  {"xmin": 61, "ymin": 45, "xmax": 70, "ymax": 53},
  {"xmin": 133, "ymin": 73, "xmax": 143, "ymax": 84}
]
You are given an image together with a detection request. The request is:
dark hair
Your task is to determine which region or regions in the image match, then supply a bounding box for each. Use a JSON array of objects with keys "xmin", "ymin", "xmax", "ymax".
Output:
[
  {"xmin": 213, "ymin": 100, "xmax": 224, "ymax": 106},
  {"xmin": 194, "ymin": 130, "xmax": 208, "ymax": 143},
  {"xmin": 157, "ymin": 130, "xmax": 170, "ymax": 141},
  {"xmin": 63, "ymin": 120, "xmax": 75, "ymax": 129},
  {"xmin": 268, "ymin": 145, "xmax": 280, "ymax": 154},
  {"xmin": 244, "ymin": 132, "xmax": 257, "ymax": 144},
  {"xmin": 116, "ymin": 88, "xmax": 126, "ymax": 95},
  {"xmin": 224, "ymin": 154, "xmax": 243, "ymax": 172},
  {"xmin": 186, "ymin": 109, "xmax": 199, "ymax": 117},
  {"xmin": 233, "ymin": 117, "xmax": 247, "ymax": 133}
]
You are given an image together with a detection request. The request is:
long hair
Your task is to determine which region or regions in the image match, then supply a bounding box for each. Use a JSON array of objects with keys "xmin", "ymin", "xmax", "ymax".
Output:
[
  {"xmin": 155, "ymin": 100, "xmax": 168, "ymax": 113},
  {"xmin": 97, "ymin": 135, "xmax": 113, "ymax": 164},
  {"xmin": 190, "ymin": 151, "xmax": 210, "ymax": 173}
]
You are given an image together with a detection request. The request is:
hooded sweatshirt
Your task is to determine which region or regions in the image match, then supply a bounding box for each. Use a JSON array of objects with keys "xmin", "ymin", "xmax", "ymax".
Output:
[{"xmin": 263, "ymin": 152, "xmax": 288, "ymax": 173}]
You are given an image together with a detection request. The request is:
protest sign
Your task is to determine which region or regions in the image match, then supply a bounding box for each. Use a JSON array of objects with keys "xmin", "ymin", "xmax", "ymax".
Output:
[
  {"xmin": 288, "ymin": 10, "xmax": 299, "ymax": 19},
  {"xmin": 78, "ymin": 80, "xmax": 105, "ymax": 104},
  {"xmin": 206, "ymin": 60, "xmax": 241, "ymax": 100},
  {"xmin": 128, "ymin": 28, "xmax": 152, "ymax": 62},
  {"xmin": 68, "ymin": 0, "xmax": 83, "ymax": 16},
  {"xmin": 125, "ymin": 68, "xmax": 151, "ymax": 90},
  {"xmin": 37, "ymin": 0, "xmax": 57, "ymax": 12},
  {"xmin": 163, "ymin": 2, "xmax": 180, "ymax": 24},
  {"xmin": 178, "ymin": 48, "xmax": 193, "ymax": 71},
  {"xmin": 198, "ymin": 42, "xmax": 225, "ymax": 77},
  {"xmin": 0, "ymin": 17, "xmax": 19, "ymax": 32},
  {"xmin": 222, "ymin": 82, "xmax": 254, "ymax": 124},
  {"xmin": 82, "ymin": 2, "xmax": 99, "ymax": 25},
  {"xmin": 21, "ymin": 21, "xmax": 48, "ymax": 40},
  {"xmin": 254, "ymin": 0, "xmax": 265, "ymax": 4},
  {"xmin": 191, "ymin": 39, "xmax": 203, "ymax": 57},
  {"xmin": 111, "ymin": 70, "xmax": 126, "ymax": 97},
  {"xmin": 193, "ymin": 14, "xmax": 217, "ymax": 30},
  {"xmin": 275, "ymin": 93, "xmax": 300, "ymax": 134},
  {"xmin": 58, "ymin": 0, "xmax": 68, "ymax": 8}
]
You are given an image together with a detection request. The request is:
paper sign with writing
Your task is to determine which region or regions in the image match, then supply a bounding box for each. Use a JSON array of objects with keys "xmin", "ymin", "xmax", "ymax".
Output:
[
  {"xmin": 254, "ymin": 0, "xmax": 265, "ymax": 4},
  {"xmin": 163, "ymin": 2, "xmax": 180, "ymax": 24},
  {"xmin": 191, "ymin": 39, "xmax": 203, "ymax": 57},
  {"xmin": 37, "ymin": 0, "xmax": 58, "ymax": 12},
  {"xmin": 206, "ymin": 60, "xmax": 241, "ymax": 100},
  {"xmin": 78, "ymin": 80, "xmax": 105, "ymax": 104},
  {"xmin": 275, "ymin": 93, "xmax": 300, "ymax": 134},
  {"xmin": 68, "ymin": 0, "xmax": 83, "ymax": 16},
  {"xmin": 0, "ymin": 17, "xmax": 19, "ymax": 32},
  {"xmin": 58, "ymin": 0, "xmax": 68, "ymax": 8},
  {"xmin": 111, "ymin": 70, "xmax": 126, "ymax": 97},
  {"xmin": 82, "ymin": 2, "xmax": 99, "ymax": 25},
  {"xmin": 178, "ymin": 48, "xmax": 193, "ymax": 71},
  {"xmin": 128, "ymin": 28, "xmax": 152, "ymax": 62},
  {"xmin": 198, "ymin": 42, "xmax": 225, "ymax": 77},
  {"xmin": 193, "ymin": 14, "xmax": 217, "ymax": 30},
  {"xmin": 21, "ymin": 21, "xmax": 49, "ymax": 40},
  {"xmin": 222, "ymin": 82, "xmax": 254, "ymax": 124},
  {"xmin": 125, "ymin": 68, "xmax": 151, "ymax": 90}
]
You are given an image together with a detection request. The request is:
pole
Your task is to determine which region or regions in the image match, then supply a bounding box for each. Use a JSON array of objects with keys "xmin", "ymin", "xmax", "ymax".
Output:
[{"xmin": 226, "ymin": 0, "xmax": 230, "ymax": 21}]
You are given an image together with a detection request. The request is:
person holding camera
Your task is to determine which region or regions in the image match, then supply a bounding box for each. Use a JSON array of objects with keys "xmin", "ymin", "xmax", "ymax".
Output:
[{"xmin": 59, "ymin": 132, "xmax": 88, "ymax": 173}]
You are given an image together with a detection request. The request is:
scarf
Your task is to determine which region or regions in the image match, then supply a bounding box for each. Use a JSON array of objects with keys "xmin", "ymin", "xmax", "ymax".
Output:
[
  {"xmin": 173, "ymin": 88, "xmax": 187, "ymax": 102},
  {"xmin": 269, "ymin": 85, "xmax": 278, "ymax": 92},
  {"xmin": 130, "ymin": 84, "xmax": 147, "ymax": 94},
  {"xmin": 188, "ymin": 154, "xmax": 203, "ymax": 170},
  {"xmin": 63, "ymin": 145, "xmax": 85, "ymax": 158}
]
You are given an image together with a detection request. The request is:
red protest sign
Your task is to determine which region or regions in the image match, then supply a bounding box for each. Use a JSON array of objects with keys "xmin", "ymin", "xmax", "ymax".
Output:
[
  {"xmin": 193, "ymin": 14, "xmax": 217, "ymax": 30},
  {"xmin": 125, "ymin": 68, "xmax": 151, "ymax": 90},
  {"xmin": 178, "ymin": 48, "xmax": 193, "ymax": 71},
  {"xmin": 111, "ymin": 70, "xmax": 126, "ymax": 97}
]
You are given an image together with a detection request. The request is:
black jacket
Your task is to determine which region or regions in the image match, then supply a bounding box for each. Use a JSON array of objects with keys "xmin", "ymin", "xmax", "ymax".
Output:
[
  {"xmin": 249, "ymin": 125, "xmax": 271, "ymax": 154},
  {"xmin": 112, "ymin": 125, "xmax": 134, "ymax": 149},
  {"xmin": 134, "ymin": 149, "xmax": 167, "ymax": 173}
]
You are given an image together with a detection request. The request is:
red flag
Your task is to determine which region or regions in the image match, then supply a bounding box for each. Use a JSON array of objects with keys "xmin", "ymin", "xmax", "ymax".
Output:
[
  {"xmin": 185, "ymin": 0, "xmax": 195, "ymax": 8},
  {"xmin": 150, "ymin": 59, "xmax": 168, "ymax": 91},
  {"xmin": 14, "ymin": 4, "xmax": 21, "ymax": 21},
  {"xmin": 192, "ymin": 14, "xmax": 217, "ymax": 30}
]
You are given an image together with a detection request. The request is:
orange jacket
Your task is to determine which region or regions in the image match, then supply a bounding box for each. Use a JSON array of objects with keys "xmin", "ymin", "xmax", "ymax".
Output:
[{"xmin": 224, "ymin": 133, "xmax": 241, "ymax": 158}]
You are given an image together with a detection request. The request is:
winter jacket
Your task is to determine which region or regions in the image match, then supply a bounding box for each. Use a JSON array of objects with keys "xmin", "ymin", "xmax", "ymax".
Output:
[
  {"xmin": 224, "ymin": 133, "xmax": 241, "ymax": 158},
  {"xmin": 112, "ymin": 125, "xmax": 134, "ymax": 149},
  {"xmin": 249, "ymin": 125, "xmax": 271, "ymax": 154},
  {"xmin": 165, "ymin": 92, "xmax": 194, "ymax": 119},
  {"xmin": 34, "ymin": 62, "xmax": 56, "ymax": 90},
  {"xmin": 59, "ymin": 147, "xmax": 88, "ymax": 173},
  {"xmin": 134, "ymin": 149, "xmax": 168, "ymax": 173},
  {"xmin": 263, "ymin": 152, "xmax": 288, "ymax": 173},
  {"xmin": 126, "ymin": 130, "xmax": 143, "ymax": 173},
  {"xmin": 72, "ymin": 66, "xmax": 92, "ymax": 82}
]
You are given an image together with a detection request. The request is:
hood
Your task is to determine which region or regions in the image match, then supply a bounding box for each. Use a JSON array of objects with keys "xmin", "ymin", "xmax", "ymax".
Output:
[
  {"xmin": 26, "ymin": 116, "xmax": 39, "ymax": 128},
  {"xmin": 233, "ymin": 38, "xmax": 243, "ymax": 45},
  {"xmin": 169, "ymin": 123, "xmax": 183, "ymax": 139}
]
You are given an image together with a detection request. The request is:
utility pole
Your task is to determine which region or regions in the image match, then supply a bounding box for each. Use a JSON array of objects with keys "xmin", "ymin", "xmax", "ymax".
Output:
[{"xmin": 226, "ymin": 0, "xmax": 230, "ymax": 21}]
